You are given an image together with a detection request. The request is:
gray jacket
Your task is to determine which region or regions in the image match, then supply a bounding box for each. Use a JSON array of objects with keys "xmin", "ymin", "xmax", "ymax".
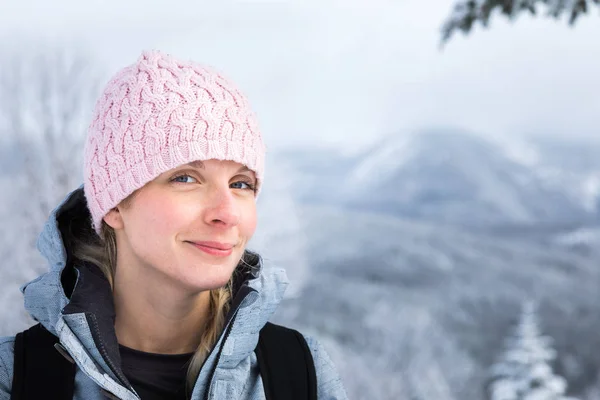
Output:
[{"xmin": 0, "ymin": 187, "xmax": 347, "ymax": 399}]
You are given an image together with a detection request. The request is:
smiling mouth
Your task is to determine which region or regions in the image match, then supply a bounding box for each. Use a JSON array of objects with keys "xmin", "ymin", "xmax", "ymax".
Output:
[{"xmin": 186, "ymin": 241, "xmax": 234, "ymax": 257}]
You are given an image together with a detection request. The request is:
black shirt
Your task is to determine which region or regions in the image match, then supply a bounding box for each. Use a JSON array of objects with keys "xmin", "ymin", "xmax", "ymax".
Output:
[{"xmin": 119, "ymin": 344, "xmax": 194, "ymax": 400}]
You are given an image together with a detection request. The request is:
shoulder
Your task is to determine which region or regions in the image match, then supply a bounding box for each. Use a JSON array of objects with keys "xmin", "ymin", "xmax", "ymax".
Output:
[
  {"xmin": 300, "ymin": 334, "xmax": 348, "ymax": 400},
  {"xmin": 0, "ymin": 336, "xmax": 15, "ymax": 399}
]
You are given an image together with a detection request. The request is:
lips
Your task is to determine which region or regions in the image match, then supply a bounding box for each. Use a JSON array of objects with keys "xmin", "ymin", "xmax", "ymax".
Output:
[{"xmin": 187, "ymin": 241, "xmax": 234, "ymax": 257}]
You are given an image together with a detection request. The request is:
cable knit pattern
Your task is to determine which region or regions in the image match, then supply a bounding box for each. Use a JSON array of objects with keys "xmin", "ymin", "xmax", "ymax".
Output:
[{"xmin": 84, "ymin": 50, "xmax": 265, "ymax": 233}]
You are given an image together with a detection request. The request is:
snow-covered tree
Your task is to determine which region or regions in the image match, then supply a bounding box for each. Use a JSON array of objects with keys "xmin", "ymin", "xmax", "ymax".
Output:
[
  {"xmin": 442, "ymin": 0, "xmax": 600, "ymax": 43},
  {"xmin": 0, "ymin": 43, "xmax": 103, "ymax": 238},
  {"xmin": 0, "ymin": 42, "xmax": 104, "ymax": 335},
  {"xmin": 488, "ymin": 301, "xmax": 577, "ymax": 400}
]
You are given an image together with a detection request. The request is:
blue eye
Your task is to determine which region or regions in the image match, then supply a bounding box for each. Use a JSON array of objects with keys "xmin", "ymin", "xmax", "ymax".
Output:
[
  {"xmin": 231, "ymin": 181, "xmax": 256, "ymax": 191},
  {"xmin": 172, "ymin": 174, "xmax": 197, "ymax": 183}
]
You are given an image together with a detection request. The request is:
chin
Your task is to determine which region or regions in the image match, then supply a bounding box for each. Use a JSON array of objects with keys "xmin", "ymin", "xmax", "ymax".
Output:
[
  {"xmin": 177, "ymin": 263, "xmax": 237, "ymax": 292},
  {"xmin": 204, "ymin": 272, "xmax": 234, "ymax": 290}
]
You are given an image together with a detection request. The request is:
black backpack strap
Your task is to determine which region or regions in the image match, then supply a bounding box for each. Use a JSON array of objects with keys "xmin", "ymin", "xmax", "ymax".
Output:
[
  {"xmin": 255, "ymin": 322, "xmax": 317, "ymax": 400},
  {"xmin": 11, "ymin": 324, "xmax": 76, "ymax": 400}
]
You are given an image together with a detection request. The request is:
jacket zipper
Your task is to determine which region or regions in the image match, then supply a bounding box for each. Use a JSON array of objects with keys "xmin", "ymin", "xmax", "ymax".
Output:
[
  {"xmin": 203, "ymin": 304, "xmax": 243, "ymax": 400},
  {"xmin": 88, "ymin": 313, "xmax": 137, "ymax": 397}
]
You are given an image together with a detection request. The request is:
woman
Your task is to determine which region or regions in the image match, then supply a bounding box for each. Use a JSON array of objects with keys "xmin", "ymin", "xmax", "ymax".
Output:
[{"xmin": 0, "ymin": 50, "xmax": 347, "ymax": 399}]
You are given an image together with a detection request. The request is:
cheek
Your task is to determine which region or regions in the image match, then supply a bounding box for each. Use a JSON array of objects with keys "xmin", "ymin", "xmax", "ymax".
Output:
[
  {"xmin": 128, "ymin": 194, "xmax": 190, "ymax": 242},
  {"xmin": 239, "ymin": 203, "xmax": 258, "ymax": 239}
]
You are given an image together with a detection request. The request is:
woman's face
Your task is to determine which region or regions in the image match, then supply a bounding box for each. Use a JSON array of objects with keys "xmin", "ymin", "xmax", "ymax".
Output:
[{"xmin": 104, "ymin": 159, "xmax": 258, "ymax": 292}]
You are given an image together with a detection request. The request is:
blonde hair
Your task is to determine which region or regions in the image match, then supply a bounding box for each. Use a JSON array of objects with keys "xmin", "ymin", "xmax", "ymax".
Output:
[{"xmin": 65, "ymin": 196, "xmax": 233, "ymax": 393}]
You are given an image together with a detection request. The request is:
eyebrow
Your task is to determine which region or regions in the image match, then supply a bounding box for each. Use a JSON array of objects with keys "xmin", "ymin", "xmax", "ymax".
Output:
[
  {"xmin": 185, "ymin": 160, "xmax": 252, "ymax": 174},
  {"xmin": 186, "ymin": 160, "xmax": 205, "ymax": 169}
]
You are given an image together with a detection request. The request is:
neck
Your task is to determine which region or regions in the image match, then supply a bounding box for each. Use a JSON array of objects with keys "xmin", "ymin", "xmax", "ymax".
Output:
[{"xmin": 113, "ymin": 264, "xmax": 212, "ymax": 355}]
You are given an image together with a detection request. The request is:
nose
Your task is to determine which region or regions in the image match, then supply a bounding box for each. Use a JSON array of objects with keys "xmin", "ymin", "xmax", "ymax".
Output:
[{"xmin": 203, "ymin": 186, "xmax": 240, "ymax": 228}]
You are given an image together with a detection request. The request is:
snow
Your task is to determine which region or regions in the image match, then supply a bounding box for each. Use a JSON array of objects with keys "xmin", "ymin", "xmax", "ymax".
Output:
[
  {"xmin": 554, "ymin": 227, "xmax": 600, "ymax": 247},
  {"xmin": 349, "ymin": 134, "xmax": 415, "ymax": 186},
  {"xmin": 582, "ymin": 174, "xmax": 600, "ymax": 212},
  {"xmin": 489, "ymin": 302, "xmax": 576, "ymax": 400},
  {"xmin": 490, "ymin": 135, "xmax": 541, "ymax": 168}
]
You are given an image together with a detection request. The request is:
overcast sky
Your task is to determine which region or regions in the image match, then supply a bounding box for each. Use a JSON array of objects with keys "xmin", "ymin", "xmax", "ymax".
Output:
[{"xmin": 1, "ymin": 0, "xmax": 599, "ymax": 152}]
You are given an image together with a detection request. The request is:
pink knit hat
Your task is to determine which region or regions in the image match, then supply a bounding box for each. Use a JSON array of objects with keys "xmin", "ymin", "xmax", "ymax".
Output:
[{"xmin": 83, "ymin": 50, "xmax": 265, "ymax": 234}]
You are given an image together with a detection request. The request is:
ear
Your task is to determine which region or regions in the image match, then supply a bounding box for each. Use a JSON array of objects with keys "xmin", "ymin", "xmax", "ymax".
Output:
[{"xmin": 103, "ymin": 207, "xmax": 125, "ymax": 230}]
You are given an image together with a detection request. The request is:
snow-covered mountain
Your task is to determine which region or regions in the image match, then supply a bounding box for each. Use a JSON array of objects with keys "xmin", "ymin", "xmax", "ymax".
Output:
[
  {"xmin": 280, "ymin": 130, "xmax": 600, "ymax": 226},
  {"xmin": 267, "ymin": 131, "xmax": 600, "ymax": 398}
]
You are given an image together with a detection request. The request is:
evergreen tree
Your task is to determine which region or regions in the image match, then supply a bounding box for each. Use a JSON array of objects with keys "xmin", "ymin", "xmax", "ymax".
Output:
[
  {"xmin": 442, "ymin": 0, "xmax": 600, "ymax": 43},
  {"xmin": 489, "ymin": 301, "xmax": 577, "ymax": 400}
]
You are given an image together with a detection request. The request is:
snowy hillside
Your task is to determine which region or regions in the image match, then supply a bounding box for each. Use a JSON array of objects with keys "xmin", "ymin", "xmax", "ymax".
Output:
[
  {"xmin": 281, "ymin": 130, "xmax": 600, "ymax": 226},
  {"xmin": 273, "ymin": 204, "xmax": 600, "ymax": 399},
  {"xmin": 493, "ymin": 135, "xmax": 600, "ymax": 214},
  {"xmin": 269, "ymin": 132, "xmax": 600, "ymax": 398}
]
